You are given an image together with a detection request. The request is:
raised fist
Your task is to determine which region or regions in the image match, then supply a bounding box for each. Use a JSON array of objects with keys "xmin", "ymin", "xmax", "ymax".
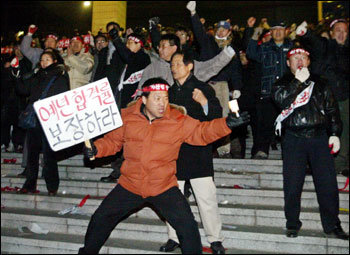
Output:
[
  {"xmin": 232, "ymin": 90, "xmax": 241, "ymax": 99},
  {"xmin": 295, "ymin": 67, "xmax": 310, "ymax": 83},
  {"xmin": 149, "ymin": 17, "xmax": 160, "ymax": 30},
  {"xmin": 11, "ymin": 57, "xmax": 19, "ymax": 69},
  {"xmin": 247, "ymin": 17, "xmax": 256, "ymax": 28},
  {"xmin": 28, "ymin": 24, "xmax": 38, "ymax": 36},
  {"xmin": 186, "ymin": 1, "xmax": 196, "ymax": 15},
  {"xmin": 296, "ymin": 21, "xmax": 307, "ymax": 36}
]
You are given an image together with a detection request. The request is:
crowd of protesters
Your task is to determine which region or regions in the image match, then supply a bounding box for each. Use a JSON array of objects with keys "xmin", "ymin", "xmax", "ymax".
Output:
[{"xmin": 1, "ymin": 1, "xmax": 349, "ymax": 253}]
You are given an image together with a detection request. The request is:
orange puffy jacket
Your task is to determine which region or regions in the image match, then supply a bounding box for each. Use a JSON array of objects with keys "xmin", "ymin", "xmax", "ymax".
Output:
[{"xmin": 95, "ymin": 98, "xmax": 231, "ymax": 198}]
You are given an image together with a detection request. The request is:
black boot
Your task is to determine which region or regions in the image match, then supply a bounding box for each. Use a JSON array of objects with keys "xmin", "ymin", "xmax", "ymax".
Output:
[{"xmin": 159, "ymin": 239, "xmax": 180, "ymax": 252}]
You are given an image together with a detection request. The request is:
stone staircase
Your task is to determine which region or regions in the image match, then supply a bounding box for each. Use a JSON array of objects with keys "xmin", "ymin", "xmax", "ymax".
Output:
[{"xmin": 1, "ymin": 134, "xmax": 349, "ymax": 254}]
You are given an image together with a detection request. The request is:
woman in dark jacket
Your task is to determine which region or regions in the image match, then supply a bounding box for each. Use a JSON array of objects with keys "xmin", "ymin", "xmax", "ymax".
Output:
[{"xmin": 16, "ymin": 51, "xmax": 70, "ymax": 195}]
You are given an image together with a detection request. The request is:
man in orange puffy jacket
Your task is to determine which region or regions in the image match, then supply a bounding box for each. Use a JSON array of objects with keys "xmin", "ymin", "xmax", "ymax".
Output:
[{"xmin": 79, "ymin": 77, "xmax": 250, "ymax": 254}]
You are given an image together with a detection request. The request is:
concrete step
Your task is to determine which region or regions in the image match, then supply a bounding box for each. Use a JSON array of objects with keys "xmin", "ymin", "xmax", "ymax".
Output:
[
  {"xmin": 2, "ymin": 177, "xmax": 349, "ymax": 209},
  {"xmin": 1, "ymin": 192, "xmax": 348, "ymax": 232},
  {"xmin": 1, "ymin": 227, "xmax": 281, "ymax": 254},
  {"xmin": 1, "ymin": 167, "xmax": 348, "ymax": 194},
  {"xmin": 1, "ymin": 152, "xmax": 285, "ymax": 172},
  {"xmin": 1, "ymin": 208, "xmax": 348, "ymax": 254}
]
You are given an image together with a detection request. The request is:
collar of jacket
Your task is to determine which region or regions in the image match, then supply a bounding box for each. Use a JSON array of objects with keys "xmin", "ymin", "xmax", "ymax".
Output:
[
  {"xmin": 174, "ymin": 73, "xmax": 194, "ymax": 88},
  {"xmin": 131, "ymin": 98, "xmax": 171, "ymax": 121}
]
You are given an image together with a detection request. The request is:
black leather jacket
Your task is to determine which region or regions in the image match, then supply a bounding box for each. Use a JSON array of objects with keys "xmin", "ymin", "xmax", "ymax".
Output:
[{"xmin": 273, "ymin": 72, "xmax": 342, "ymax": 138}]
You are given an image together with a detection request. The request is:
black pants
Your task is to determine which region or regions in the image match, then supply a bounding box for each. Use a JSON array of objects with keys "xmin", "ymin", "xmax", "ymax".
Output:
[
  {"xmin": 1, "ymin": 106, "xmax": 25, "ymax": 147},
  {"xmin": 22, "ymin": 125, "xmax": 59, "ymax": 192},
  {"xmin": 255, "ymin": 97, "xmax": 278, "ymax": 155},
  {"xmin": 79, "ymin": 185, "xmax": 202, "ymax": 254},
  {"xmin": 282, "ymin": 131, "xmax": 341, "ymax": 232}
]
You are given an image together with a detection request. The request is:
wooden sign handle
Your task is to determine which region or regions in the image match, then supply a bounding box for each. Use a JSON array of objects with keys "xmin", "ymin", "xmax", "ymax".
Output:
[{"xmin": 84, "ymin": 140, "xmax": 95, "ymax": 161}]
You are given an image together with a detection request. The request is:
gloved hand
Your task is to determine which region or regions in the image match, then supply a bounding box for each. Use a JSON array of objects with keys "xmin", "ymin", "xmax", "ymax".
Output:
[
  {"xmin": 28, "ymin": 24, "xmax": 38, "ymax": 36},
  {"xmin": 224, "ymin": 45, "xmax": 236, "ymax": 58},
  {"xmin": 296, "ymin": 21, "xmax": 307, "ymax": 36},
  {"xmin": 329, "ymin": 136, "xmax": 340, "ymax": 154},
  {"xmin": 252, "ymin": 27, "xmax": 263, "ymax": 40},
  {"xmin": 108, "ymin": 28, "xmax": 119, "ymax": 41},
  {"xmin": 83, "ymin": 139, "xmax": 98, "ymax": 159},
  {"xmin": 10, "ymin": 57, "xmax": 20, "ymax": 78},
  {"xmin": 149, "ymin": 17, "xmax": 160, "ymax": 30},
  {"xmin": 232, "ymin": 90, "xmax": 241, "ymax": 99},
  {"xmin": 226, "ymin": 111, "xmax": 250, "ymax": 129},
  {"xmin": 186, "ymin": 1, "xmax": 196, "ymax": 15},
  {"xmin": 295, "ymin": 67, "xmax": 310, "ymax": 83}
]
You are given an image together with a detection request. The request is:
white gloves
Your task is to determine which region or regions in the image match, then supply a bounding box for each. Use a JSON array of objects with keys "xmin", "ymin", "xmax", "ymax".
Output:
[
  {"xmin": 28, "ymin": 24, "xmax": 38, "ymax": 36},
  {"xmin": 232, "ymin": 90, "xmax": 241, "ymax": 99},
  {"xmin": 224, "ymin": 45, "xmax": 236, "ymax": 58},
  {"xmin": 186, "ymin": 1, "xmax": 196, "ymax": 15},
  {"xmin": 296, "ymin": 21, "xmax": 307, "ymax": 36},
  {"xmin": 295, "ymin": 67, "xmax": 310, "ymax": 83},
  {"xmin": 329, "ymin": 136, "xmax": 340, "ymax": 154},
  {"xmin": 11, "ymin": 57, "xmax": 19, "ymax": 68}
]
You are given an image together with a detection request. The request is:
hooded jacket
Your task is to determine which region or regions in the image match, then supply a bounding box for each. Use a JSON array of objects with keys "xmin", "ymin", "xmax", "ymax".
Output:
[{"xmin": 94, "ymin": 98, "xmax": 231, "ymax": 198}]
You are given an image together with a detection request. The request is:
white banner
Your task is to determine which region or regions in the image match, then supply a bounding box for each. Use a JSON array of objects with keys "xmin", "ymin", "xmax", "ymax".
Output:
[{"xmin": 33, "ymin": 78, "xmax": 123, "ymax": 151}]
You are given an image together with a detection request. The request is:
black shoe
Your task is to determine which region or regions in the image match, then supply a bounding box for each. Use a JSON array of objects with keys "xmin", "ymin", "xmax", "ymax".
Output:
[
  {"xmin": 210, "ymin": 241, "xmax": 225, "ymax": 254},
  {"xmin": 48, "ymin": 191, "xmax": 57, "ymax": 196},
  {"xmin": 341, "ymin": 168, "xmax": 349, "ymax": 177},
  {"xmin": 286, "ymin": 228, "xmax": 299, "ymax": 238},
  {"xmin": 159, "ymin": 239, "xmax": 180, "ymax": 252},
  {"xmin": 100, "ymin": 175, "xmax": 118, "ymax": 183},
  {"xmin": 325, "ymin": 226, "xmax": 349, "ymax": 240}
]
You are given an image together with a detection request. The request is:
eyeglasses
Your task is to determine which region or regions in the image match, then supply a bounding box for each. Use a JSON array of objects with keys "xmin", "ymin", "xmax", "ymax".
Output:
[{"xmin": 96, "ymin": 40, "xmax": 106, "ymax": 44}]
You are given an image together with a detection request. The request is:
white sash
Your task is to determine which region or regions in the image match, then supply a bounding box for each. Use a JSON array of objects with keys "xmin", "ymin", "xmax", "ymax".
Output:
[
  {"xmin": 274, "ymin": 81, "xmax": 315, "ymax": 136},
  {"xmin": 118, "ymin": 69, "xmax": 144, "ymax": 91}
]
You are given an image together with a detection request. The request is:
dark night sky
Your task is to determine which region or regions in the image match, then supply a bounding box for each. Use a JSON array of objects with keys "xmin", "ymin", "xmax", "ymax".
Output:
[{"xmin": 1, "ymin": 1, "xmax": 348, "ymax": 41}]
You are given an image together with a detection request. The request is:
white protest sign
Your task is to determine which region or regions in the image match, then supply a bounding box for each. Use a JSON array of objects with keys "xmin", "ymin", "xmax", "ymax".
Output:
[{"xmin": 33, "ymin": 77, "xmax": 123, "ymax": 151}]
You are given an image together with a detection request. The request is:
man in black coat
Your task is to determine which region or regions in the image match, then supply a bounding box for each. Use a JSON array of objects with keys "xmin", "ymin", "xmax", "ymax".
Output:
[
  {"xmin": 99, "ymin": 26, "xmax": 151, "ymax": 183},
  {"xmin": 296, "ymin": 19, "xmax": 349, "ymax": 174},
  {"xmin": 159, "ymin": 51, "xmax": 226, "ymax": 254},
  {"xmin": 272, "ymin": 47, "xmax": 348, "ymax": 240}
]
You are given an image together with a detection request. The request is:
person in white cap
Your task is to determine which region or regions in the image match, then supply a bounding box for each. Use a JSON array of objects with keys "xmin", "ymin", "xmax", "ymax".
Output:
[{"xmin": 272, "ymin": 47, "xmax": 348, "ymax": 240}]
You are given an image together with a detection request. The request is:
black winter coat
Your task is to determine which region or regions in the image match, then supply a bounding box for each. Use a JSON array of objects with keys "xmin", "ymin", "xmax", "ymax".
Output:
[
  {"xmin": 169, "ymin": 74, "xmax": 222, "ymax": 180},
  {"xmin": 191, "ymin": 13, "xmax": 243, "ymax": 91},
  {"xmin": 272, "ymin": 73, "xmax": 342, "ymax": 138},
  {"xmin": 299, "ymin": 31, "xmax": 349, "ymax": 101},
  {"xmin": 107, "ymin": 37, "xmax": 150, "ymax": 109},
  {"xmin": 16, "ymin": 63, "xmax": 70, "ymax": 107}
]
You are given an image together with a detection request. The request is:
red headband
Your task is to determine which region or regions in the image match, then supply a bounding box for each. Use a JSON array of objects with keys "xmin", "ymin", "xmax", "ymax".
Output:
[
  {"xmin": 132, "ymin": 83, "xmax": 169, "ymax": 98},
  {"xmin": 46, "ymin": 34, "xmax": 58, "ymax": 41},
  {"xmin": 287, "ymin": 48, "xmax": 310, "ymax": 59},
  {"xmin": 128, "ymin": 36, "xmax": 144, "ymax": 47},
  {"xmin": 330, "ymin": 19, "xmax": 347, "ymax": 29},
  {"xmin": 71, "ymin": 36, "xmax": 83, "ymax": 43}
]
